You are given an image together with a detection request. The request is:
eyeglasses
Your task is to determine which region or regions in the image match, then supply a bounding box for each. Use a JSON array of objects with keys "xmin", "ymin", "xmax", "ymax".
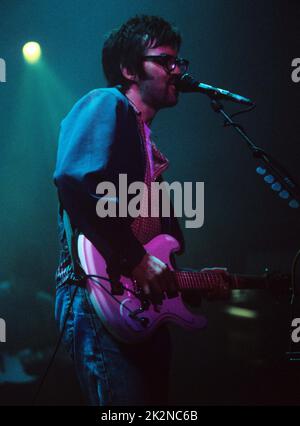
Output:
[{"xmin": 143, "ymin": 54, "xmax": 189, "ymax": 74}]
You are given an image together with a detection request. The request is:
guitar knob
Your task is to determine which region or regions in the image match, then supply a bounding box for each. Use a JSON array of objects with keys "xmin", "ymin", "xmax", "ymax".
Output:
[{"xmin": 139, "ymin": 317, "xmax": 149, "ymax": 328}]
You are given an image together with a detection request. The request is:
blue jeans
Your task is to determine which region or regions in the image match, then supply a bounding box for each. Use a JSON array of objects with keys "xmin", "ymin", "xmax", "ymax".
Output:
[{"xmin": 55, "ymin": 280, "xmax": 172, "ymax": 406}]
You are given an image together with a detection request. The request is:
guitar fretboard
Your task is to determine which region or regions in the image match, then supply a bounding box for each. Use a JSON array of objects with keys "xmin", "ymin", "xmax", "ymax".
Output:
[
  {"xmin": 174, "ymin": 270, "xmax": 227, "ymax": 291},
  {"xmin": 173, "ymin": 270, "xmax": 268, "ymax": 292}
]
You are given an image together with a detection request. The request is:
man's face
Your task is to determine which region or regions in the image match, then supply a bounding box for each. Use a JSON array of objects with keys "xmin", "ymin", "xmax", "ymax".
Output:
[{"xmin": 137, "ymin": 45, "xmax": 182, "ymax": 110}]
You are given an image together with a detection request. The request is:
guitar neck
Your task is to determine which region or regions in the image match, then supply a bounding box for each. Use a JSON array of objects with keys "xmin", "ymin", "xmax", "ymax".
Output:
[{"xmin": 174, "ymin": 270, "xmax": 269, "ymax": 292}]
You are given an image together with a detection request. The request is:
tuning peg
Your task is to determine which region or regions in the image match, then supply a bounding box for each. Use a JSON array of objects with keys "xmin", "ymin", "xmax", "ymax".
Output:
[
  {"xmin": 264, "ymin": 174, "xmax": 275, "ymax": 184},
  {"xmin": 271, "ymin": 182, "xmax": 282, "ymax": 191},
  {"xmin": 289, "ymin": 199, "xmax": 299, "ymax": 208},
  {"xmin": 256, "ymin": 166, "xmax": 266, "ymax": 175},
  {"xmin": 279, "ymin": 190, "xmax": 290, "ymax": 199}
]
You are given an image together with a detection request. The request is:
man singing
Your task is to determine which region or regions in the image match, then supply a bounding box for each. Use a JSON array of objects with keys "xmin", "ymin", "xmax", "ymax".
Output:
[{"xmin": 54, "ymin": 15, "xmax": 189, "ymax": 405}]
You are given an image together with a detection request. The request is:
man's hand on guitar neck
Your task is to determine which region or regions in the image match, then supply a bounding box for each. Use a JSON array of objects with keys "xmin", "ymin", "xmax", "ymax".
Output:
[{"xmin": 132, "ymin": 253, "xmax": 177, "ymax": 304}]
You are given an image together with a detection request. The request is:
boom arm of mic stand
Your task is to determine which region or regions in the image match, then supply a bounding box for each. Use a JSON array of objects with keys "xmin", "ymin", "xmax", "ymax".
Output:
[{"xmin": 210, "ymin": 98, "xmax": 300, "ymax": 209}]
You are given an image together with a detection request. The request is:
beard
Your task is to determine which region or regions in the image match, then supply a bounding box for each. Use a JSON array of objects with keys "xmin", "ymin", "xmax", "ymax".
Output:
[{"xmin": 141, "ymin": 77, "xmax": 179, "ymax": 110}]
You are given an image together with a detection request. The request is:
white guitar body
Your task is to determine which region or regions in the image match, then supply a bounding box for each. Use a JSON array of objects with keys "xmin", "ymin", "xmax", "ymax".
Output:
[{"xmin": 77, "ymin": 234, "xmax": 207, "ymax": 343}]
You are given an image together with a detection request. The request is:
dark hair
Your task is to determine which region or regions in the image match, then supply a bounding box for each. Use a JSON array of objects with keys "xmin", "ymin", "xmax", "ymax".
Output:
[{"xmin": 102, "ymin": 15, "xmax": 181, "ymax": 88}]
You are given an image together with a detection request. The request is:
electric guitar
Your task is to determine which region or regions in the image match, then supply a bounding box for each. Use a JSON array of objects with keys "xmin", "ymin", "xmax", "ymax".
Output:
[{"xmin": 77, "ymin": 233, "xmax": 289, "ymax": 344}]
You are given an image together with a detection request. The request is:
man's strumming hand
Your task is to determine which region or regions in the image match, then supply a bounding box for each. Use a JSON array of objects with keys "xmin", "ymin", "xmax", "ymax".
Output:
[{"xmin": 132, "ymin": 253, "xmax": 177, "ymax": 304}]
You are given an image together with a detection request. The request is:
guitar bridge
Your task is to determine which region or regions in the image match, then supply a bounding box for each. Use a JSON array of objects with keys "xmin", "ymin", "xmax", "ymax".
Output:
[{"xmin": 128, "ymin": 290, "xmax": 151, "ymax": 328}]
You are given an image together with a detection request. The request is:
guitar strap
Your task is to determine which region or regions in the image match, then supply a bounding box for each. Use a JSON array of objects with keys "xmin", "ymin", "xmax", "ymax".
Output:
[{"xmin": 58, "ymin": 195, "xmax": 86, "ymax": 282}]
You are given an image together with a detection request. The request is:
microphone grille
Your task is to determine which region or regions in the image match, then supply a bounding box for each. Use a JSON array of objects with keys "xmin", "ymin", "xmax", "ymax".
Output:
[{"xmin": 175, "ymin": 73, "xmax": 198, "ymax": 92}]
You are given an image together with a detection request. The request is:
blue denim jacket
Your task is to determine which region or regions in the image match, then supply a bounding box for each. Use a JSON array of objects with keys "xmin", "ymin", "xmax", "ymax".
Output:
[{"xmin": 53, "ymin": 87, "xmax": 184, "ymax": 283}]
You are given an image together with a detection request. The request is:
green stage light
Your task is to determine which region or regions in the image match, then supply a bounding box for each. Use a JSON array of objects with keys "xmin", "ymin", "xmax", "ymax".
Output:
[
  {"xmin": 224, "ymin": 306, "xmax": 258, "ymax": 319},
  {"xmin": 22, "ymin": 42, "xmax": 42, "ymax": 64}
]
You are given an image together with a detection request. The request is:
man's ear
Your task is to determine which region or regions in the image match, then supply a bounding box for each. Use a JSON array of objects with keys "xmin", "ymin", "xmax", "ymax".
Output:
[{"xmin": 120, "ymin": 65, "xmax": 138, "ymax": 84}]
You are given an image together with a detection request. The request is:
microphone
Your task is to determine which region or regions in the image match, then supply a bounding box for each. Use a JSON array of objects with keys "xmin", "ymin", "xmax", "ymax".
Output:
[{"xmin": 175, "ymin": 73, "xmax": 254, "ymax": 106}]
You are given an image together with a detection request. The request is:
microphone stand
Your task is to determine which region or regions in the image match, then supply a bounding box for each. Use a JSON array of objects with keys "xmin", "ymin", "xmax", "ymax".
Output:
[
  {"xmin": 210, "ymin": 98, "xmax": 300, "ymax": 210},
  {"xmin": 210, "ymin": 98, "xmax": 300, "ymax": 359}
]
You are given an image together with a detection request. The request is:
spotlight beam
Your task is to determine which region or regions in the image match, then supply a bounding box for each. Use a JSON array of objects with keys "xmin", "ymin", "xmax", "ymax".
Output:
[{"xmin": 22, "ymin": 42, "xmax": 42, "ymax": 64}]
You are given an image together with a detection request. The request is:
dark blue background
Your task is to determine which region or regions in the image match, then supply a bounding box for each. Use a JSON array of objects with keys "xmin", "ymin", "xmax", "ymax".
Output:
[{"xmin": 0, "ymin": 0, "xmax": 299, "ymax": 405}]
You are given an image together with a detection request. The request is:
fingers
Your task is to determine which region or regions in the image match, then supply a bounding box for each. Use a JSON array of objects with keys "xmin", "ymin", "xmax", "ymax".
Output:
[
  {"xmin": 201, "ymin": 267, "xmax": 228, "ymax": 280},
  {"xmin": 201, "ymin": 267, "xmax": 228, "ymax": 272},
  {"xmin": 146, "ymin": 260, "xmax": 167, "ymax": 304},
  {"xmin": 149, "ymin": 279, "xmax": 164, "ymax": 305},
  {"xmin": 137, "ymin": 278, "xmax": 163, "ymax": 304},
  {"xmin": 149, "ymin": 267, "xmax": 178, "ymax": 303},
  {"xmin": 132, "ymin": 256, "xmax": 178, "ymax": 305},
  {"xmin": 162, "ymin": 267, "xmax": 178, "ymax": 298},
  {"xmin": 142, "ymin": 282, "xmax": 151, "ymax": 297}
]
